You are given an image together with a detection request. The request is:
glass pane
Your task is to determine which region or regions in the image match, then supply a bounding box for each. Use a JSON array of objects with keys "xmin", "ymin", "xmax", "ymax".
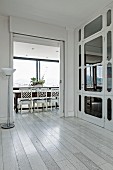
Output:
[
  {"xmin": 13, "ymin": 59, "xmax": 36, "ymax": 87},
  {"xmin": 97, "ymin": 65, "xmax": 103, "ymax": 87},
  {"xmin": 107, "ymin": 98, "xmax": 112, "ymax": 121},
  {"xmin": 79, "ymin": 95, "xmax": 81, "ymax": 111},
  {"xmin": 79, "ymin": 29, "xmax": 81, "ymax": 41},
  {"xmin": 84, "ymin": 15, "xmax": 102, "ymax": 38},
  {"xmin": 79, "ymin": 69, "xmax": 81, "ymax": 90},
  {"xmin": 107, "ymin": 63, "xmax": 112, "ymax": 92},
  {"xmin": 84, "ymin": 65, "xmax": 102, "ymax": 92},
  {"xmin": 107, "ymin": 31, "xmax": 112, "ymax": 61},
  {"xmin": 84, "ymin": 67, "xmax": 93, "ymax": 90},
  {"xmin": 107, "ymin": 9, "xmax": 111, "ymax": 26},
  {"xmin": 40, "ymin": 61, "xmax": 59, "ymax": 87},
  {"xmin": 84, "ymin": 36, "xmax": 103, "ymax": 66},
  {"xmin": 79, "ymin": 45, "xmax": 81, "ymax": 67},
  {"xmin": 84, "ymin": 96, "xmax": 102, "ymax": 118}
]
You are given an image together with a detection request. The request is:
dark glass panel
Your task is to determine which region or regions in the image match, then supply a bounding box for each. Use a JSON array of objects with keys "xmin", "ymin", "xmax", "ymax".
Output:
[
  {"xmin": 79, "ymin": 29, "xmax": 81, "ymax": 41},
  {"xmin": 79, "ymin": 69, "xmax": 81, "ymax": 90},
  {"xmin": 79, "ymin": 45, "xmax": 81, "ymax": 67},
  {"xmin": 84, "ymin": 65, "xmax": 102, "ymax": 92},
  {"xmin": 107, "ymin": 98, "xmax": 112, "ymax": 121},
  {"xmin": 84, "ymin": 15, "xmax": 102, "ymax": 38},
  {"xmin": 84, "ymin": 96, "xmax": 102, "ymax": 118},
  {"xmin": 79, "ymin": 95, "xmax": 81, "ymax": 111},
  {"xmin": 107, "ymin": 31, "xmax": 112, "ymax": 61},
  {"xmin": 84, "ymin": 36, "xmax": 102, "ymax": 66},
  {"xmin": 107, "ymin": 63, "xmax": 112, "ymax": 92},
  {"xmin": 107, "ymin": 10, "xmax": 111, "ymax": 26}
]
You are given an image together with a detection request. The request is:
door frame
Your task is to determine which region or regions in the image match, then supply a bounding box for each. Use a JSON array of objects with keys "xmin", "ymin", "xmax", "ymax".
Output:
[{"xmin": 10, "ymin": 33, "xmax": 65, "ymax": 117}]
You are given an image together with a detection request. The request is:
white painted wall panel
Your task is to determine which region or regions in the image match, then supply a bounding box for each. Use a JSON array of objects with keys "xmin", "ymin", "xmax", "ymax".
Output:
[
  {"xmin": 65, "ymin": 28, "xmax": 75, "ymax": 117},
  {"xmin": 10, "ymin": 16, "xmax": 66, "ymax": 41},
  {"xmin": 0, "ymin": 16, "xmax": 10, "ymax": 122}
]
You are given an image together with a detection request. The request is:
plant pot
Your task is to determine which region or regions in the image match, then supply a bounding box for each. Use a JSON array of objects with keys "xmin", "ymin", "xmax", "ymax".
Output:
[{"xmin": 34, "ymin": 84, "xmax": 43, "ymax": 87}]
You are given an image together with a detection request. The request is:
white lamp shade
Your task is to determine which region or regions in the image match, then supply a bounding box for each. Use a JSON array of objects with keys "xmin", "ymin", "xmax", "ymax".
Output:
[{"xmin": 1, "ymin": 68, "xmax": 16, "ymax": 76}]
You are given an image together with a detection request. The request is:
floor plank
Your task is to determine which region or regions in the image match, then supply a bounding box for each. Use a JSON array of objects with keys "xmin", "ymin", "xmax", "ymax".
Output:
[
  {"xmin": 1, "ymin": 129, "xmax": 19, "ymax": 170},
  {"xmin": 0, "ymin": 110, "xmax": 113, "ymax": 170}
]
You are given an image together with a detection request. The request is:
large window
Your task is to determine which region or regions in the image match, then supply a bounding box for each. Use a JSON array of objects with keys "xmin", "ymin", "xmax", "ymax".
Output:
[
  {"xmin": 13, "ymin": 59, "xmax": 36, "ymax": 87},
  {"xmin": 13, "ymin": 58, "xmax": 59, "ymax": 87},
  {"xmin": 40, "ymin": 61, "xmax": 59, "ymax": 87}
]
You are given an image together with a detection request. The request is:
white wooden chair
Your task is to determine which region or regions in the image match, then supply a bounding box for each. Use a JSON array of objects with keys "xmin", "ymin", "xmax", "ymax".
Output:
[
  {"xmin": 50, "ymin": 88, "xmax": 59, "ymax": 110},
  {"xmin": 33, "ymin": 88, "xmax": 47, "ymax": 112},
  {"xmin": 18, "ymin": 88, "xmax": 33, "ymax": 113}
]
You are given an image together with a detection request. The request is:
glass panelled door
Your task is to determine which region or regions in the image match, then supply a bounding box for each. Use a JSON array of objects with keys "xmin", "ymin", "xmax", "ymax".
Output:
[
  {"xmin": 77, "ymin": 8, "xmax": 113, "ymax": 131},
  {"xmin": 104, "ymin": 15, "xmax": 113, "ymax": 130},
  {"xmin": 82, "ymin": 35, "xmax": 104, "ymax": 127}
]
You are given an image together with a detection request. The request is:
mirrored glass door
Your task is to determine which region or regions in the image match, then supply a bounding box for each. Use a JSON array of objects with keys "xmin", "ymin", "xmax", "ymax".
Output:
[{"xmin": 78, "ymin": 9, "xmax": 113, "ymax": 131}]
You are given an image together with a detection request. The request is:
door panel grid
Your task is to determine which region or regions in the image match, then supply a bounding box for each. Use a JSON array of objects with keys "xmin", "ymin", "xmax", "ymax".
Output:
[{"xmin": 77, "ymin": 7, "xmax": 113, "ymax": 131}]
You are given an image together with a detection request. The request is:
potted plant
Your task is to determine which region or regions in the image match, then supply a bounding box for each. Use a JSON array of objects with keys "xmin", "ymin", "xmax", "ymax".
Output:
[{"xmin": 30, "ymin": 77, "xmax": 45, "ymax": 87}]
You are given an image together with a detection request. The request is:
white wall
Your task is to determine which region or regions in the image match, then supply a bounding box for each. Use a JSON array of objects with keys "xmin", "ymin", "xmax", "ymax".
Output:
[
  {"xmin": 10, "ymin": 17, "xmax": 66, "ymax": 41},
  {"xmin": 65, "ymin": 28, "xmax": 75, "ymax": 117},
  {"xmin": 74, "ymin": 29, "xmax": 79, "ymax": 117},
  {"xmin": 0, "ymin": 16, "xmax": 11, "ymax": 123},
  {"xmin": 0, "ymin": 15, "xmax": 75, "ymax": 123}
]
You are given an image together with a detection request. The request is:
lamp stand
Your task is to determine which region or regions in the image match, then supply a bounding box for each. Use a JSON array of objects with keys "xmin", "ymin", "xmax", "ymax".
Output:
[
  {"xmin": 1, "ymin": 75, "xmax": 15, "ymax": 129},
  {"xmin": 1, "ymin": 68, "xmax": 16, "ymax": 129}
]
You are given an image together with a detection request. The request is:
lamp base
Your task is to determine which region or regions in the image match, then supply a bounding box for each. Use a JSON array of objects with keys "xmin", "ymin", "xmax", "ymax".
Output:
[{"xmin": 1, "ymin": 123, "xmax": 15, "ymax": 129}]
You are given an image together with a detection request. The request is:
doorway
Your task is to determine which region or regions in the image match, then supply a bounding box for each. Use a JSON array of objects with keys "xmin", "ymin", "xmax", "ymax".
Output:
[{"xmin": 12, "ymin": 34, "xmax": 65, "ymax": 116}]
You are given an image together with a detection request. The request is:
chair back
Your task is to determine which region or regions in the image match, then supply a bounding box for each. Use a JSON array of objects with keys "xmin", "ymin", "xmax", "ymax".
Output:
[
  {"xmin": 37, "ymin": 88, "xmax": 47, "ymax": 99},
  {"xmin": 20, "ymin": 88, "xmax": 32, "ymax": 99},
  {"xmin": 51, "ymin": 88, "xmax": 59, "ymax": 99}
]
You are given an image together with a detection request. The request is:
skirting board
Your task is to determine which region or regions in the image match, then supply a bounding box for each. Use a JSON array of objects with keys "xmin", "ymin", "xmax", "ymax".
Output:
[{"xmin": 65, "ymin": 111, "xmax": 74, "ymax": 117}]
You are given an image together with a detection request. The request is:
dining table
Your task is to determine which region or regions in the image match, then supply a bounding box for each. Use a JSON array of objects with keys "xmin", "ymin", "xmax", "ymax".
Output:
[{"xmin": 13, "ymin": 87, "xmax": 59, "ymax": 113}]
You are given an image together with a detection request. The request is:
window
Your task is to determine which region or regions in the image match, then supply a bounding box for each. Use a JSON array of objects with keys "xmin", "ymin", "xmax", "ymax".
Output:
[
  {"xmin": 13, "ymin": 58, "xmax": 59, "ymax": 87},
  {"xmin": 107, "ymin": 9, "xmax": 111, "ymax": 26},
  {"xmin": 107, "ymin": 63, "xmax": 112, "ymax": 92},
  {"xmin": 79, "ymin": 95, "xmax": 81, "ymax": 111},
  {"xmin": 84, "ymin": 36, "xmax": 103, "ymax": 66},
  {"xmin": 84, "ymin": 96, "xmax": 102, "ymax": 118},
  {"xmin": 84, "ymin": 65, "xmax": 102, "ymax": 92},
  {"xmin": 79, "ymin": 29, "xmax": 81, "ymax": 41},
  {"xmin": 84, "ymin": 15, "xmax": 102, "ymax": 38},
  {"xmin": 40, "ymin": 61, "xmax": 59, "ymax": 87},
  {"xmin": 79, "ymin": 69, "xmax": 81, "ymax": 90},
  {"xmin": 13, "ymin": 59, "xmax": 36, "ymax": 87},
  {"xmin": 84, "ymin": 36, "xmax": 103, "ymax": 92},
  {"xmin": 107, "ymin": 31, "xmax": 112, "ymax": 61},
  {"xmin": 79, "ymin": 45, "xmax": 81, "ymax": 67},
  {"xmin": 107, "ymin": 98, "xmax": 112, "ymax": 121}
]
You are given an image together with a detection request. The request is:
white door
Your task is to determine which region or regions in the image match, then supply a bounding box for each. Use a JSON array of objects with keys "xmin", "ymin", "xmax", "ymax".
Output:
[
  {"xmin": 104, "ymin": 29, "xmax": 113, "ymax": 131},
  {"xmin": 77, "ymin": 8, "xmax": 113, "ymax": 131},
  {"xmin": 78, "ymin": 34, "xmax": 105, "ymax": 127}
]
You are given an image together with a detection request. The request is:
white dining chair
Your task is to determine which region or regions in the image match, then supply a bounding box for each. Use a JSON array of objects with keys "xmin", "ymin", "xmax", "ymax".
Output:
[
  {"xmin": 18, "ymin": 88, "xmax": 33, "ymax": 113},
  {"xmin": 33, "ymin": 88, "xmax": 47, "ymax": 112},
  {"xmin": 50, "ymin": 88, "xmax": 59, "ymax": 110}
]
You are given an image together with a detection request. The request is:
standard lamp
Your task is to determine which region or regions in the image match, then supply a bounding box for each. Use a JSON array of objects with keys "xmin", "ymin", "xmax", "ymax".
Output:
[{"xmin": 1, "ymin": 68, "xmax": 16, "ymax": 129}]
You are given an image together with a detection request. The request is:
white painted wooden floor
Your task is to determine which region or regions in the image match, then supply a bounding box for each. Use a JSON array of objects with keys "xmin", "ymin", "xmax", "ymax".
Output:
[{"xmin": 0, "ymin": 110, "xmax": 113, "ymax": 170}]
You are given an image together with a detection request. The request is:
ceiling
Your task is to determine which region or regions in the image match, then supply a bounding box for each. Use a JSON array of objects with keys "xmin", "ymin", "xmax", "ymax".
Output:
[
  {"xmin": 14, "ymin": 42, "xmax": 60, "ymax": 60},
  {"xmin": 0, "ymin": 0, "xmax": 113, "ymax": 27}
]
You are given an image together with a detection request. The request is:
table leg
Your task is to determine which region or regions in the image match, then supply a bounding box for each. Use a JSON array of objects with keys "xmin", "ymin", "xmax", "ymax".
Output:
[{"xmin": 14, "ymin": 97, "xmax": 18, "ymax": 113}]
